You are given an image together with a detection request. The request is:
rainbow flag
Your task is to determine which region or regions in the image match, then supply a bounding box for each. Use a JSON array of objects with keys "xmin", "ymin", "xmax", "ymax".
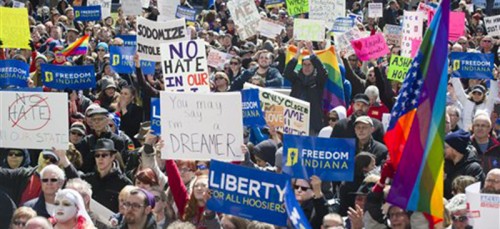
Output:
[
  {"xmin": 384, "ymin": 0, "xmax": 449, "ymax": 219},
  {"xmin": 60, "ymin": 35, "xmax": 89, "ymax": 56},
  {"xmin": 285, "ymin": 46, "xmax": 345, "ymax": 114}
]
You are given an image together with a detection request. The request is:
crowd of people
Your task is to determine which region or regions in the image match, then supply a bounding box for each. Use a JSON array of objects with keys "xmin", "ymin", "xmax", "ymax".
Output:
[{"xmin": 1, "ymin": 0, "xmax": 500, "ymax": 228}]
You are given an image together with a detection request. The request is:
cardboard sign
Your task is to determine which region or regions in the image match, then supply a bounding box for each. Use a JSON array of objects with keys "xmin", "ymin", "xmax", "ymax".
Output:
[
  {"xmin": 207, "ymin": 160, "xmax": 289, "ymax": 226},
  {"xmin": 466, "ymin": 182, "xmax": 500, "ymax": 228},
  {"xmin": 227, "ymin": 0, "xmax": 261, "ymax": 40},
  {"xmin": 294, "ymin": 19, "xmax": 326, "ymax": 41},
  {"xmin": 87, "ymin": 0, "xmax": 111, "ymax": 19},
  {"xmin": 0, "ymin": 60, "xmax": 29, "ymax": 88},
  {"xmin": 450, "ymin": 52, "xmax": 495, "ymax": 80},
  {"xmin": 0, "ymin": 7, "xmax": 30, "ymax": 49},
  {"xmin": 257, "ymin": 18, "xmax": 285, "ymax": 39},
  {"xmin": 387, "ymin": 55, "xmax": 412, "ymax": 82},
  {"xmin": 449, "ymin": 12, "xmax": 465, "ymax": 42},
  {"xmin": 0, "ymin": 91, "xmax": 69, "ymax": 149},
  {"xmin": 74, "ymin": 5, "xmax": 101, "ymax": 21},
  {"xmin": 383, "ymin": 24, "xmax": 402, "ymax": 46},
  {"xmin": 368, "ymin": 3, "xmax": 383, "ymax": 18},
  {"xmin": 286, "ymin": 0, "xmax": 308, "ymax": 16},
  {"xmin": 332, "ymin": 17, "xmax": 355, "ymax": 33},
  {"xmin": 41, "ymin": 64, "xmax": 96, "ymax": 90},
  {"xmin": 309, "ymin": 0, "xmax": 345, "ymax": 29},
  {"xmin": 159, "ymin": 92, "xmax": 244, "ymax": 161},
  {"xmin": 401, "ymin": 11, "xmax": 423, "ymax": 58},
  {"xmin": 160, "ymin": 39, "xmax": 210, "ymax": 93},
  {"xmin": 137, "ymin": 17, "xmax": 188, "ymax": 61},
  {"xmin": 485, "ymin": 15, "xmax": 500, "ymax": 37},
  {"xmin": 351, "ymin": 33, "xmax": 390, "ymax": 61},
  {"xmin": 121, "ymin": 0, "xmax": 143, "ymax": 16},
  {"xmin": 207, "ymin": 49, "xmax": 233, "ymax": 70}
]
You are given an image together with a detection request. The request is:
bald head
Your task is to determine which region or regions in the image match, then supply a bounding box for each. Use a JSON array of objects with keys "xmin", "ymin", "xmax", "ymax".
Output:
[
  {"xmin": 25, "ymin": 216, "xmax": 53, "ymax": 229},
  {"xmin": 483, "ymin": 169, "xmax": 500, "ymax": 194}
]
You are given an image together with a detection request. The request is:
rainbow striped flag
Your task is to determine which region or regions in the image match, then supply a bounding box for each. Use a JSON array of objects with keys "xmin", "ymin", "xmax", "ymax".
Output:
[
  {"xmin": 384, "ymin": 0, "xmax": 449, "ymax": 219},
  {"xmin": 60, "ymin": 35, "xmax": 89, "ymax": 56},
  {"xmin": 285, "ymin": 46, "xmax": 345, "ymax": 114}
]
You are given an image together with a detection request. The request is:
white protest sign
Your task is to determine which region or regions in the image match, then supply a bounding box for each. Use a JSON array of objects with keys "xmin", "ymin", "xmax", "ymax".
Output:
[
  {"xmin": 244, "ymin": 83, "xmax": 310, "ymax": 136},
  {"xmin": 0, "ymin": 92, "xmax": 68, "ymax": 149},
  {"xmin": 485, "ymin": 15, "xmax": 500, "ymax": 37},
  {"xmin": 401, "ymin": 11, "xmax": 423, "ymax": 58},
  {"xmin": 227, "ymin": 0, "xmax": 261, "ymax": 40},
  {"xmin": 12, "ymin": 0, "xmax": 25, "ymax": 8},
  {"xmin": 466, "ymin": 182, "xmax": 500, "ymax": 228},
  {"xmin": 368, "ymin": 3, "xmax": 383, "ymax": 18},
  {"xmin": 384, "ymin": 24, "xmax": 402, "ymax": 46},
  {"xmin": 257, "ymin": 18, "xmax": 285, "ymax": 39},
  {"xmin": 335, "ymin": 27, "xmax": 367, "ymax": 57},
  {"xmin": 87, "ymin": 0, "xmax": 111, "ymax": 19},
  {"xmin": 137, "ymin": 17, "xmax": 188, "ymax": 61},
  {"xmin": 160, "ymin": 39, "xmax": 210, "ymax": 93},
  {"xmin": 294, "ymin": 19, "xmax": 326, "ymax": 41},
  {"xmin": 207, "ymin": 49, "xmax": 233, "ymax": 70},
  {"xmin": 157, "ymin": 0, "xmax": 177, "ymax": 20},
  {"xmin": 309, "ymin": 0, "xmax": 345, "ymax": 29},
  {"xmin": 121, "ymin": 0, "xmax": 143, "ymax": 16},
  {"xmin": 160, "ymin": 91, "xmax": 244, "ymax": 161}
]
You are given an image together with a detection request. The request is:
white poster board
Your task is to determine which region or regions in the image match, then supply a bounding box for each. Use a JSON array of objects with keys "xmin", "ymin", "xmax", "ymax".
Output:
[
  {"xmin": 87, "ymin": 0, "xmax": 111, "ymax": 19},
  {"xmin": 309, "ymin": 0, "xmax": 346, "ymax": 29},
  {"xmin": 207, "ymin": 49, "xmax": 233, "ymax": 70},
  {"xmin": 401, "ymin": 11, "xmax": 424, "ymax": 58},
  {"xmin": 0, "ymin": 92, "xmax": 68, "ymax": 149},
  {"xmin": 160, "ymin": 91, "xmax": 244, "ymax": 161},
  {"xmin": 121, "ymin": 0, "xmax": 143, "ymax": 16},
  {"xmin": 257, "ymin": 19, "xmax": 285, "ymax": 39},
  {"xmin": 466, "ymin": 182, "xmax": 500, "ymax": 228},
  {"xmin": 227, "ymin": 0, "xmax": 261, "ymax": 40},
  {"xmin": 157, "ymin": 0, "xmax": 177, "ymax": 20},
  {"xmin": 160, "ymin": 39, "xmax": 210, "ymax": 93},
  {"xmin": 137, "ymin": 17, "xmax": 188, "ymax": 61},
  {"xmin": 294, "ymin": 18, "xmax": 326, "ymax": 41},
  {"xmin": 484, "ymin": 15, "xmax": 500, "ymax": 37},
  {"xmin": 335, "ymin": 27, "xmax": 367, "ymax": 57},
  {"xmin": 368, "ymin": 3, "xmax": 383, "ymax": 18}
]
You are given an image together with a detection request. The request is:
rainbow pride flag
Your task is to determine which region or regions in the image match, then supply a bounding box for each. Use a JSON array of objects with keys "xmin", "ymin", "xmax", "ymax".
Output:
[
  {"xmin": 384, "ymin": 0, "xmax": 449, "ymax": 219},
  {"xmin": 285, "ymin": 46, "xmax": 345, "ymax": 114},
  {"xmin": 60, "ymin": 34, "xmax": 89, "ymax": 56}
]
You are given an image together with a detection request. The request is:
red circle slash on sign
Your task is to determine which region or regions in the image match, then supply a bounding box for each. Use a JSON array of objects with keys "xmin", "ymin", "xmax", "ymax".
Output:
[{"xmin": 8, "ymin": 95, "xmax": 51, "ymax": 131}]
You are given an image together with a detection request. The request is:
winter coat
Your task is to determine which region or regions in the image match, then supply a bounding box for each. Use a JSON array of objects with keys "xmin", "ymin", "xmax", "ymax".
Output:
[
  {"xmin": 81, "ymin": 168, "xmax": 132, "ymax": 213},
  {"xmin": 444, "ymin": 146, "xmax": 485, "ymax": 199}
]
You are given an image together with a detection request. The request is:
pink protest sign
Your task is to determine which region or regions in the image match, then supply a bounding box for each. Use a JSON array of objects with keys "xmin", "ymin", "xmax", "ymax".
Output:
[
  {"xmin": 411, "ymin": 39, "xmax": 422, "ymax": 58},
  {"xmin": 449, "ymin": 12, "xmax": 465, "ymax": 41},
  {"xmin": 351, "ymin": 33, "xmax": 390, "ymax": 61}
]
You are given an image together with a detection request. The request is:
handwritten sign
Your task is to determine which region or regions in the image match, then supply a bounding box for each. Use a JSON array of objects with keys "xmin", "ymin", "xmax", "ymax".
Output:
[
  {"xmin": 351, "ymin": 33, "xmax": 390, "ymax": 61},
  {"xmin": 387, "ymin": 55, "xmax": 412, "ymax": 82},
  {"xmin": 159, "ymin": 92, "xmax": 244, "ymax": 161},
  {"xmin": 309, "ymin": 0, "xmax": 345, "ymax": 29},
  {"xmin": 121, "ymin": 0, "xmax": 143, "ymax": 16},
  {"xmin": 87, "ymin": 0, "xmax": 111, "ymax": 19},
  {"xmin": 401, "ymin": 11, "xmax": 423, "ymax": 58},
  {"xmin": 227, "ymin": 0, "xmax": 261, "ymax": 40},
  {"xmin": 257, "ymin": 18, "xmax": 285, "ymax": 39},
  {"xmin": 466, "ymin": 182, "xmax": 500, "ymax": 228},
  {"xmin": 160, "ymin": 39, "xmax": 209, "ymax": 93},
  {"xmin": 294, "ymin": 19, "xmax": 326, "ymax": 41},
  {"xmin": 335, "ymin": 27, "xmax": 366, "ymax": 57},
  {"xmin": 485, "ymin": 15, "xmax": 500, "ymax": 37},
  {"xmin": 368, "ymin": 3, "xmax": 383, "ymax": 18},
  {"xmin": 137, "ymin": 17, "xmax": 188, "ymax": 61},
  {"xmin": 286, "ymin": 0, "xmax": 308, "ymax": 16},
  {"xmin": 383, "ymin": 24, "xmax": 402, "ymax": 46},
  {"xmin": 207, "ymin": 49, "xmax": 233, "ymax": 70},
  {"xmin": 0, "ymin": 7, "xmax": 30, "ymax": 49},
  {"xmin": 0, "ymin": 92, "xmax": 68, "ymax": 149}
]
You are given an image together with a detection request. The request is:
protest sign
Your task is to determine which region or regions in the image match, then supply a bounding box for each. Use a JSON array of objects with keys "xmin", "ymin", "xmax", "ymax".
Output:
[
  {"xmin": 449, "ymin": 12, "xmax": 465, "ymax": 41},
  {"xmin": 348, "ymin": 13, "xmax": 363, "ymax": 24},
  {"xmin": 12, "ymin": 1, "xmax": 25, "ymax": 8},
  {"xmin": 309, "ymin": 0, "xmax": 345, "ymax": 29},
  {"xmin": 74, "ymin": 5, "xmax": 101, "ymax": 21},
  {"xmin": 485, "ymin": 15, "xmax": 500, "ymax": 37},
  {"xmin": 151, "ymin": 98, "xmax": 161, "ymax": 135},
  {"xmin": 175, "ymin": 6, "xmax": 197, "ymax": 22},
  {"xmin": 411, "ymin": 39, "xmax": 422, "ymax": 58},
  {"xmin": 294, "ymin": 19, "xmax": 326, "ymax": 41},
  {"xmin": 466, "ymin": 182, "xmax": 500, "ymax": 228},
  {"xmin": 383, "ymin": 24, "xmax": 402, "ymax": 46},
  {"xmin": 0, "ymin": 60, "xmax": 29, "ymax": 88},
  {"xmin": 87, "ymin": 0, "xmax": 111, "ymax": 19},
  {"xmin": 0, "ymin": 91, "xmax": 68, "ymax": 149},
  {"xmin": 41, "ymin": 64, "xmax": 95, "ymax": 90},
  {"xmin": 332, "ymin": 17, "xmax": 355, "ymax": 33},
  {"xmin": 387, "ymin": 55, "xmax": 412, "ymax": 82},
  {"xmin": 286, "ymin": 0, "xmax": 308, "ymax": 16},
  {"xmin": 137, "ymin": 17, "xmax": 188, "ymax": 61},
  {"xmin": 282, "ymin": 135, "xmax": 355, "ymax": 181},
  {"xmin": 335, "ymin": 27, "xmax": 366, "ymax": 57},
  {"xmin": 207, "ymin": 49, "xmax": 233, "ymax": 70},
  {"xmin": 244, "ymin": 83, "xmax": 310, "ymax": 135},
  {"xmin": 121, "ymin": 0, "xmax": 143, "ymax": 16},
  {"xmin": 351, "ymin": 33, "xmax": 390, "ymax": 61},
  {"xmin": 157, "ymin": 0, "xmax": 177, "ymax": 20},
  {"xmin": 227, "ymin": 0, "xmax": 261, "ymax": 40},
  {"xmin": 116, "ymin": 35, "xmax": 137, "ymax": 47},
  {"xmin": 450, "ymin": 52, "xmax": 494, "ymax": 80},
  {"xmin": 368, "ymin": 3, "xmax": 383, "ymax": 18},
  {"xmin": 284, "ymin": 181, "xmax": 313, "ymax": 229},
  {"xmin": 160, "ymin": 92, "xmax": 244, "ymax": 161},
  {"xmin": 160, "ymin": 39, "xmax": 210, "ymax": 92},
  {"xmin": 110, "ymin": 46, "xmax": 135, "ymax": 74},
  {"xmin": 257, "ymin": 18, "xmax": 285, "ymax": 39},
  {"xmin": 417, "ymin": 2, "xmax": 436, "ymax": 22},
  {"xmin": 401, "ymin": 11, "xmax": 423, "ymax": 58},
  {"xmin": 382, "ymin": 113, "xmax": 391, "ymax": 131},
  {"xmin": 473, "ymin": 0, "xmax": 486, "ymax": 8},
  {"xmin": 207, "ymin": 160, "xmax": 288, "ymax": 226},
  {"xmin": 0, "ymin": 7, "xmax": 30, "ymax": 49},
  {"xmin": 241, "ymin": 89, "xmax": 266, "ymax": 127},
  {"xmin": 265, "ymin": 0, "xmax": 285, "ymax": 8}
]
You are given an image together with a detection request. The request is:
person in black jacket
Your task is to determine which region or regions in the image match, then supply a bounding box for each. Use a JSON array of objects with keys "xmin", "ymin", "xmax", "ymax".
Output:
[
  {"xmin": 354, "ymin": 116, "xmax": 388, "ymax": 166},
  {"xmin": 381, "ymin": 0, "xmax": 403, "ymax": 29},
  {"xmin": 284, "ymin": 41, "xmax": 328, "ymax": 135},
  {"xmin": 294, "ymin": 176, "xmax": 329, "ymax": 229}
]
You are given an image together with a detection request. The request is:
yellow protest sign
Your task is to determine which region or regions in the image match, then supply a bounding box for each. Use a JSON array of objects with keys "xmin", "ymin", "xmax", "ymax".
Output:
[
  {"xmin": 0, "ymin": 7, "xmax": 30, "ymax": 49},
  {"xmin": 387, "ymin": 55, "xmax": 412, "ymax": 82},
  {"xmin": 286, "ymin": 0, "xmax": 309, "ymax": 16}
]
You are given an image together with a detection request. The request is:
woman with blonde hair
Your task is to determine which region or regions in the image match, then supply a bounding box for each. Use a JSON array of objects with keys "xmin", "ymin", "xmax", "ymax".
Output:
[{"xmin": 10, "ymin": 207, "xmax": 37, "ymax": 229}]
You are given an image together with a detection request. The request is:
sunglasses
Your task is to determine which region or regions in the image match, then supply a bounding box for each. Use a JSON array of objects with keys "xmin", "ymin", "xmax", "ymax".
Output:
[
  {"xmin": 230, "ymin": 62, "xmax": 239, "ymax": 65},
  {"xmin": 482, "ymin": 40, "xmax": 492, "ymax": 43},
  {"xmin": 8, "ymin": 152, "xmax": 23, "ymax": 157},
  {"xmin": 42, "ymin": 178, "xmax": 59, "ymax": 183},
  {"xmin": 94, "ymin": 153, "xmax": 111, "ymax": 158},
  {"xmin": 294, "ymin": 185, "xmax": 311, "ymax": 192},
  {"xmin": 452, "ymin": 215, "xmax": 468, "ymax": 222},
  {"xmin": 43, "ymin": 155, "xmax": 58, "ymax": 163},
  {"xmin": 329, "ymin": 117, "xmax": 338, "ymax": 122}
]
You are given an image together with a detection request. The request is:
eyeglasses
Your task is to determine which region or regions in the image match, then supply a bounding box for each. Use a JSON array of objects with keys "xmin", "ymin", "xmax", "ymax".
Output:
[
  {"xmin": 451, "ymin": 215, "xmax": 468, "ymax": 222},
  {"xmin": 70, "ymin": 131, "xmax": 83, "ymax": 136},
  {"xmin": 329, "ymin": 117, "xmax": 338, "ymax": 122},
  {"xmin": 122, "ymin": 202, "xmax": 144, "ymax": 210},
  {"xmin": 294, "ymin": 185, "xmax": 311, "ymax": 192},
  {"xmin": 43, "ymin": 156, "xmax": 58, "ymax": 164},
  {"xmin": 482, "ymin": 40, "xmax": 492, "ymax": 43},
  {"xmin": 94, "ymin": 153, "xmax": 110, "ymax": 158},
  {"xmin": 13, "ymin": 220, "xmax": 27, "ymax": 227},
  {"xmin": 8, "ymin": 152, "xmax": 23, "ymax": 157},
  {"xmin": 42, "ymin": 178, "xmax": 59, "ymax": 183},
  {"xmin": 230, "ymin": 62, "xmax": 239, "ymax": 65}
]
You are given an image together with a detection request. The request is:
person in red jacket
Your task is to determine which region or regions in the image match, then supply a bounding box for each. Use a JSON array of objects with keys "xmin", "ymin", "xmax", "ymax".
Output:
[{"xmin": 347, "ymin": 86, "xmax": 390, "ymax": 121}]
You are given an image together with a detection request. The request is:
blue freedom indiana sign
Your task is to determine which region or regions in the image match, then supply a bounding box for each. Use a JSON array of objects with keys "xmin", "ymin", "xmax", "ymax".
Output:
[
  {"xmin": 284, "ymin": 181, "xmax": 313, "ymax": 229},
  {"xmin": 110, "ymin": 45, "xmax": 156, "ymax": 74},
  {"xmin": 150, "ymin": 97, "xmax": 161, "ymax": 135},
  {"xmin": 74, "ymin": 5, "xmax": 102, "ymax": 21},
  {"xmin": 283, "ymin": 135, "xmax": 355, "ymax": 181},
  {"xmin": 41, "ymin": 64, "xmax": 96, "ymax": 90},
  {"xmin": 175, "ymin": 6, "xmax": 197, "ymax": 22},
  {"xmin": 241, "ymin": 89, "xmax": 266, "ymax": 127},
  {"xmin": 0, "ymin": 60, "xmax": 29, "ymax": 88},
  {"xmin": 207, "ymin": 160, "xmax": 289, "ymax": 226},
  {"xmin": 450, "ymin": 52, "xmax": 494, "ymax": 80}
]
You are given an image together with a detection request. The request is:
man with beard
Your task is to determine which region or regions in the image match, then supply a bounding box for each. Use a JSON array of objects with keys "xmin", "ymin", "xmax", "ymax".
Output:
[
  {"xmin": 482, "ymin": 169, "xmax": 500, "ymax": 194},
  {"xmin": 120, "ymin": 188, "xmax": 156, "ymax": 229},
  {"xmin": 229, "ymin": 50, "xmax": 283, "ymax": 91}
]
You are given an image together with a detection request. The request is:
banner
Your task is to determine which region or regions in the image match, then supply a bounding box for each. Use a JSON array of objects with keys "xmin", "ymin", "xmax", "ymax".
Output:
[
  {"xmin": 351, "ymin": 33, "xmax": 390, "ymax": 61},
  {"xmin": 383, "ymin": 24, "xmax": 402, "ymax": 46},
  {"xmin": 257, "ymin": 18, "xmax": 285, "ymax": 39},
  {"xmin": 368, "ymin": 3, "xmax": 383, "ymax": 18},
  {"xmin": 160, "ymin": 39, "xmax": 210, "ymax": 93},
  {"xmin": 401, "ymin": 11, "xmax": 423, "ymax": 58},
  {"xmin": 309, "ymin": 0, "xmax": 345, "ymax": 29},
  {"xmin": 207, "ymin": 49, "xmax": 233, "ymax": 70},
  {"xmin": 87, "ymin": 0, "xmax": 111, "ymax": 19},
  {"xmin": 207, "ymin": 160, "xmax": 288, "ymax": 226},
  {"xmin": 241, "ymin": 89, "xmax": 266, "ymax": 127},
  {"xmin": 450, "ymin": 52, "xmax": 494, "ymax": 80},
  {"xmin": 282, "ymin": 135, "xmax": 355, "ymax": 181},
  {"xmin": 485, "ymin": 15, "xmax": 500, "ymax": 37},
  {"xmin": 244, "ymin": 83, "xmax": 310, "ymax": 135},
  {"xmin": 227, "ymin": 0, "xmax": 261, "ymax": 40},
  {"xmin": 466, "ymin": 182, "xmax": 500, "ymax": 228},
  {"xmin": 41, "ymin": 64, "xmax": 96, "ymax": 90},
  {"xmin": 151, "ymin": 97, "xmax": 161, "ymax": 135},
  {"xmin": 294, "ymin": 19, "xmax": 326, "ymax": 41},
  {"xmin": 159, "ymin": 92, "xmax": 244, "ymax": 161},
  {"xmin": 137, "ymin": 17, "xmax": 188, "ymax": 61},
  {"xmin": 332, "ymin": 17, "xmax": 355, "ymax": 33},
  {"xmin": 286, "ymin": 0, "xmax": 308, "ymax": 16},
  {"xmin": 284, "ymin": 181, "xmax": 313, "ymax": 229},
  {"xmin": 387, "ymin": 55, "xmax": 412, "ymax": 82},
  {"xmin": 116, "ymin": 35, "xmax": 137, "ymax": 47},
  {"xmin": 121, "ymin": 0, "xmax": 143, "ymax": 16},
  {"xmin": 0, "ymin": 7, "xmax": 30, "ymax": 49},
  {"xmin": 74, "ymin": 5, "xmax": 102, "ymax": 21},
  {"xmin": 0, "ymin": 60, "xmax": 29, "ymax": 88},
  {"xmin": 449, "ymin": 12, "xmax": 465, "ymax": 41},
  {"xmin": 0, "ymin": 91, "xmax": 69, "ymax": 149},
  {"xmin": 175, "ymin": 6, "xmax": 197, "ymax": 22}
]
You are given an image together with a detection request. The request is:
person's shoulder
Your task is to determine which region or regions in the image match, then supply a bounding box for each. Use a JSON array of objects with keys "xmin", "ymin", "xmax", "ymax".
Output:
[{"xmin": 23, "ymin": 197, "xmax": 39, "ymax": 207}]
